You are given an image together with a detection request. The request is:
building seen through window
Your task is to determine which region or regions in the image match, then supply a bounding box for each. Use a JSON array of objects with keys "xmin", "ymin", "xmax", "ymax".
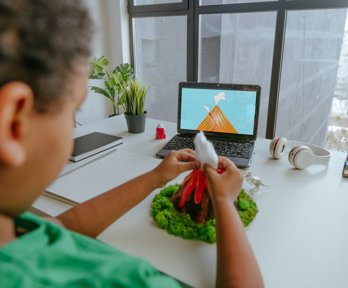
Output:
[{"xmin": 129, "ymin": 1, "xmax": 348, "ymax": 152}]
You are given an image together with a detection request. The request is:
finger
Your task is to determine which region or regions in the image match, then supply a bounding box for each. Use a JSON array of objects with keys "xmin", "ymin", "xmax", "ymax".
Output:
[
  {"xmin": 217, "ymin": 157, "xmax": 229, "ymax": 170},
  {"xmin": 166, "ymin": 150, "xmax": 191, "ymax": 161},
  {"xmin": 180, "ymin": 148, "xmax": 196, "ymax": 158},
  {"xmin": 203, "ymin": 163, "xmax": 217, "ymax": 182},
  {"xmin": 175, "ymin": 151, "xmax": 196, "ymax": 162},
  {"xmin": 218, "ymin": 157, "xmax": 238, "ymax": 171},
  {"xmin": 178, "ymin": 160, "xmax": 200, "ymax": 172}
]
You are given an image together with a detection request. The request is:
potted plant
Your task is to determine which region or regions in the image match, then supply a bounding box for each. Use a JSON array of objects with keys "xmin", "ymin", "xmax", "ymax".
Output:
[
  {"xmin": 88, "ymin": 56, "xmax": 134, "ymax": 116},
  {"xmin": 120, "ymin": 79, "xmax": 148, "ymax": 133}
]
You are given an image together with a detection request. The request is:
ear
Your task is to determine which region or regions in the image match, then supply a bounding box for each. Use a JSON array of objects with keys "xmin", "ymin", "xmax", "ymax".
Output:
[{"xmin": 0, "ymin": 82, "xmax": 34, "ymax": 167}]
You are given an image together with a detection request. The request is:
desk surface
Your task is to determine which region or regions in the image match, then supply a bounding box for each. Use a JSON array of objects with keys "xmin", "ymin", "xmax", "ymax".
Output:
[{"xmin": 33, "ymin": 115, "xmax": 348, "ymax": 288}]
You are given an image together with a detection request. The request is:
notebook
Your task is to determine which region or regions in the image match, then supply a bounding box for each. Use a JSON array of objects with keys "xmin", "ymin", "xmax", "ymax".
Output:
[
  {"xmin": 45, "ymin": 150, "xmax": 162, "ymax": 206},
  {"xmin": 70, "ymin": 132, "xmax": 123, "ymax": 162},
  {"xmin": 156, "ymin": 82, "xmax": 261, "ymax": 168}
]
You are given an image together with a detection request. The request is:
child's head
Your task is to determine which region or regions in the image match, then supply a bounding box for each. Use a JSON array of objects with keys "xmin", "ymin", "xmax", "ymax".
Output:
[{"xmin": 0, "ymin": 0, "xmax": 93, "ymax": 215}]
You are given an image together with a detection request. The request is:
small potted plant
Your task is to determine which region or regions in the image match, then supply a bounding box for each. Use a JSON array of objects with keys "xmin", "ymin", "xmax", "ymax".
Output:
[
  {"xmin": 88, "ymin": 56, "xmax": 134, "ymax": 116},
  {"xmin": 119, "ymin": 79, "xmax": 148, "ymax": 133}
]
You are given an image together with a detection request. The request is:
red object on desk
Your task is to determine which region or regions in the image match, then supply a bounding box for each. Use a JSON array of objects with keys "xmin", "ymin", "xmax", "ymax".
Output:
[{"xmin": 156, "ymin": 124, "xmax": 166, "ymax": 139}]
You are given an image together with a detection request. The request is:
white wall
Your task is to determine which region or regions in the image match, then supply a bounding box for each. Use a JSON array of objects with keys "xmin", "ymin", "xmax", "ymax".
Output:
[{"xmin": 76, "ymin": 0, "xmax": 130, "ymax": 125}]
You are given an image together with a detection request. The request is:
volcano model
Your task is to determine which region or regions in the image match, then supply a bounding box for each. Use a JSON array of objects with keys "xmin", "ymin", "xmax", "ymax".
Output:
[
  {"xmin": 196, "ymin": 105, "xmax": 237, "ymax": 133},
  {"xmin": 170, "ymin": 170, "xmax": 214, "ymax": 224}
]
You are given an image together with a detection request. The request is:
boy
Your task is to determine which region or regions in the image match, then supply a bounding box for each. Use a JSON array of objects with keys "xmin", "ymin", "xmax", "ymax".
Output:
[{"xmin": 0, "ymin": 0, "xmax": 263, "ymax": 287}]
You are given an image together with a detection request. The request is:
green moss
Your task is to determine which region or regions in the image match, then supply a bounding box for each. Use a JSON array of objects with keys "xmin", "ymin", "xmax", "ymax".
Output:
[{"xmin": 151, "ymin": 184, "xmax": 258, "ymax": 243}]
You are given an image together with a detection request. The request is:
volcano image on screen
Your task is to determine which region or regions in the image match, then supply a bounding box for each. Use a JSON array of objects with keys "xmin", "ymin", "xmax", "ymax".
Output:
[{"xmin": 197, "ymin": 106, "xmax": 237, "ymax": 133}]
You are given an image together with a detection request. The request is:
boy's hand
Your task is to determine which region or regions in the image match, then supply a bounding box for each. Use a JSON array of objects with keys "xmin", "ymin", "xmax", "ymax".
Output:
[
  {"xmin": 203, "ymin": 157, "xmax": 243, "ymax": 203},
  {"xmin": 152, "ymin": 149, "xmax": 200, "ymax": 188}
]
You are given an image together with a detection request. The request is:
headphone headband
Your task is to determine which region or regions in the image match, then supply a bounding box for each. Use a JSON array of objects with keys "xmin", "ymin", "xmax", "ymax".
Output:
[
  {"xmin": 269, "ymin": 137, "xmax": 331, "ymax": 169},
  {"xmin": 288, "ymin": 141, "xmax": 330, "ymax": 165}
]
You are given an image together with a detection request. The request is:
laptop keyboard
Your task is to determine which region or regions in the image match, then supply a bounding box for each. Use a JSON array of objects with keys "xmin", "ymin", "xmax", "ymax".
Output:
[{"xmin": 163, "ymin": 135, "xmax": 253, "ymax": 159}]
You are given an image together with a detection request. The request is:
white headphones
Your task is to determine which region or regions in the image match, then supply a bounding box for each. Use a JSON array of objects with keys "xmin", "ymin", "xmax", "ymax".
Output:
[{"xmin": 269, "ymin": 137, "xmax": 331, "ymax": 169}]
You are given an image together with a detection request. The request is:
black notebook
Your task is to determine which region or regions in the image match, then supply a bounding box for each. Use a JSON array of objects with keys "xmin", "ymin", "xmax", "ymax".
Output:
[{"xmin": 70, "ymin": 132, "xmax": 123, "ymax": 162}]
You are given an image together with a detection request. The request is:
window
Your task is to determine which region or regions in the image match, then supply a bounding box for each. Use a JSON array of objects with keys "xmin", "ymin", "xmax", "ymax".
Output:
[
  {"xmin": 277, "ymin": 9, "xmax": 347, "ymax": 148},
  {"xmin": 128, "ymin": 0, "xmax": 348, "ymax": 151},
  {"xmin": 327, "ymin": 15, "xmax": 348, "ymax": 152},
  {"xmin": 199, "ymin": 12, "xmax": 276, "ymax": 136},
  {"xmin": 133, "ymin": 16, "xmax": 187, "ymax": 121}
]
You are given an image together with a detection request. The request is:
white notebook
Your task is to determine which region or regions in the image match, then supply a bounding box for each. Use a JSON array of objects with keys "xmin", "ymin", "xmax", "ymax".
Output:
[
  {"xmin": 45, "ymin": 150, "xmax": 162, "ymax": 204},
  {"xmin": 70, "ymin": 132, "xmax": 123, "ymax": 162}
]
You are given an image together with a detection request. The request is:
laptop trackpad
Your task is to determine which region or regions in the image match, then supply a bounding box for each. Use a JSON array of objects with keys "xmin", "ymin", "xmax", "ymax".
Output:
[{"xmin": 229, "ymin": 156, "xmax": 251, "ymax": 168}]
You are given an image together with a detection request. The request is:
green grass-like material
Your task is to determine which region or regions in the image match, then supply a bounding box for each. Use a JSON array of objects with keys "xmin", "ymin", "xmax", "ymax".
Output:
[{"xmin": 151, "ymin": 184, "xmax": 258, "ymax": 243}]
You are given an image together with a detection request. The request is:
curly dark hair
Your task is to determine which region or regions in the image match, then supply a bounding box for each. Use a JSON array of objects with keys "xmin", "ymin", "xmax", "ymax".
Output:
[{"xmin": 0, "ymin": 0, "xmax": 93, "ymax": 112}]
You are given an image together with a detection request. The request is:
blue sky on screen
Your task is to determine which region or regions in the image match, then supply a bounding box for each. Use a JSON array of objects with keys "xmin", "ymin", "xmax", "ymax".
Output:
[{"xmin": 180, "ymin": 87, "xmax": 256, "ymax": 135}]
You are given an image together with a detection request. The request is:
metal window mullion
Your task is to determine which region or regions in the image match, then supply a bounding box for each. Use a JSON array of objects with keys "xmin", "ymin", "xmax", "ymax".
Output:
[
  {"xmin": 192, "ymin": 0, "xmax": 199, "ymax": 82},
  {"xmin": 129, "ymin": 0, "xmax": 188, "ymax": 14},
  {"xmin": 129, "ymin": 9, "xmax": 189, "ymax": 17},
  {"xmin": 284, "ymin": 0, "xmax": 348, "ymax": 11},
  {"xmin": 187, "ymin": 1, "xmax": 194, "ymax": 81},
  {"xmin": 266, "ymin": 6, "xmax": 287, "ymax": 139},
  {"xmin": 129, "ymin": 16, "xmax": 135, "ymax": 72},
  {"xmin": 197, "ymin": 2, "xmax": 280, "ymax": 14},
  {"xmin": 195, "ymin": 1, "xmax": 348, "ymax": 15}
]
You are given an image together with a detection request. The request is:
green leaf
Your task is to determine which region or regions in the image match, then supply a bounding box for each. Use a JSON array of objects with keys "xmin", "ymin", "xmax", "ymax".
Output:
[
  {"xmin": 112, "ymin": 63, "xmax": 134, "ymax": 94},
  {"xmin": 105, "ymin": 81, "xmax": 115, "ymax": 100},
  {"xmin": 88, "ymin": 57, "xmax": 138, "ymax": 115},
  {"xmin": 88, "ymin": 56, "xmax": 109, "ymax": 79},
  {"xmin": 90, "ymin": 86, "xmax": 110, "ymax": 98},
  {"xmin": 112, "ymin": 63, "xmax": 134, "ymax": 80},
  {"xmin": 122, "ymin": 79, "xmax": 147, "ymax": 115}
]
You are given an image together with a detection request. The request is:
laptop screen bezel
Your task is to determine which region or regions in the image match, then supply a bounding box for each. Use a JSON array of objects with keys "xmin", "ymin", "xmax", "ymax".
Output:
[{"xmin": 177, "ymin": 82, "xmax": 261, "ymax": 141}]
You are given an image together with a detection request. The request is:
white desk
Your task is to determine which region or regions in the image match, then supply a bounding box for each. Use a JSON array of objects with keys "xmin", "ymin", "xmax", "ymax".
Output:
[{"xmin": 33, "ymin": 115, "xmax": 348, "ymax": 288}]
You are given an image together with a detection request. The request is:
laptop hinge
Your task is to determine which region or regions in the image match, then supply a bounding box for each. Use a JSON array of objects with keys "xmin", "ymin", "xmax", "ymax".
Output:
[
  {"xmin": 177, "ymin": 132, "xmax": 255, "ymax": 143},
  {"xmin": 206, "ymin": 135, "xmax": 255, "ymax": 143}
]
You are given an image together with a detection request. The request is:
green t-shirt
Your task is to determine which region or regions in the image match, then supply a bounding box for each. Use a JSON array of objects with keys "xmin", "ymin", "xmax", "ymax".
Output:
[{"xmin": 0, "ymin": 212, "xmax": 181, "ymax": 287}]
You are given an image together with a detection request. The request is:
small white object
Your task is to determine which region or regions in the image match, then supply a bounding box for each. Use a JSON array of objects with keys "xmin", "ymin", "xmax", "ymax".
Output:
[
  {"xmin": 194, "ymin": 131, "xmax": 218, "ymax": 169},
  {"xmin": 203, "ymin": 105, "xmax": 210, "ymax": 113},
  {"xmin": 244, "ymin": 171, "xmax": 269, "ymax": 196},
  {"xmin": 213, "ymin": 92, "xmax": 225, "ymax": 105}
]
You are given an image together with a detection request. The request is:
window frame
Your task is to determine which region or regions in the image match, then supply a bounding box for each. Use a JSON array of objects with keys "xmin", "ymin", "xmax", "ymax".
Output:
[{"xmin": 128, "ymin": 0, "xmax": 348, "ymax": 139}]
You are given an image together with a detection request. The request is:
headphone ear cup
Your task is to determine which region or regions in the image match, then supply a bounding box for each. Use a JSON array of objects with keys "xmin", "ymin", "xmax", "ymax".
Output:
[
  {"xmin": 269, "ymin": 137, "xmax": 287, "ymax": 159},
  {"xmin": 288, "ymin": 145, "xmax": 312, "ymax": 169}
]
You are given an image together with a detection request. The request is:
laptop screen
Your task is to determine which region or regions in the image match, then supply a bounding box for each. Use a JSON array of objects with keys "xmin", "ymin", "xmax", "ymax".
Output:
[{"xmin": 178, "ymin": 82, "xmax": 260, "ymax": 140}]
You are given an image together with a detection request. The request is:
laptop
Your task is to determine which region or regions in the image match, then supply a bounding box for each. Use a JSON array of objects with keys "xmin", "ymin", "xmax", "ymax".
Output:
[{"xmin": 156, "ymin": 82, "xmax": 261, "ymax": 168}]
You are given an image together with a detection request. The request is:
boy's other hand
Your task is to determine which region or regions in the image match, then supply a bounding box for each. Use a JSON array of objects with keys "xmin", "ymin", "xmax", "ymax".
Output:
[
  {"xmin": 152, "ymin": 149, "xmax": 200, "ymax": 188},
  {"xmin": 203, "ymin": 157, "xmax": 243, "ymax": 203}
]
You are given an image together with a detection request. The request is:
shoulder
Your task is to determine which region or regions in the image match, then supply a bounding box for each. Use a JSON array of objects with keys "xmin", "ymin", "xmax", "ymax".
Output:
[
  {"xmin": 42, "ymin": 217, "xmax": 64, "ymax": 227},
  {"xmin": 27, "ymin": 207, "xmax": 64, "ymax": 227}
]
